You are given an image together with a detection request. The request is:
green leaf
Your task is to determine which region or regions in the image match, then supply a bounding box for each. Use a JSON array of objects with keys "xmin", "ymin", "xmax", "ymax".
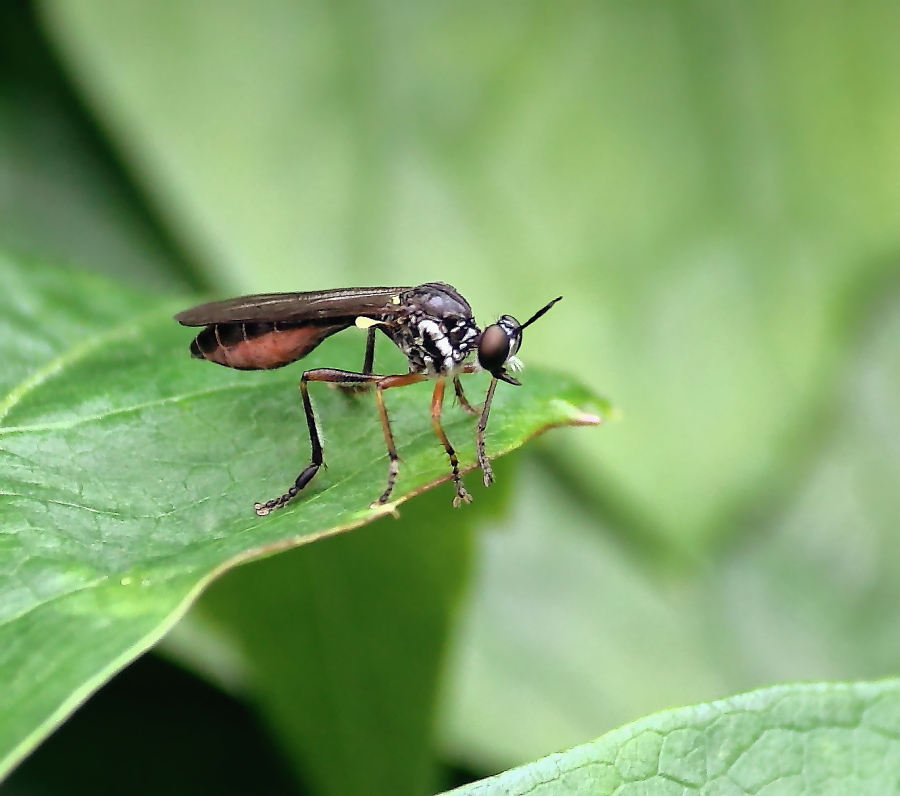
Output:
[
  {"xmin": 189, "ymin": 479, "xmax": 482, "ymax": 796},
  {"xmin": 442, "ymin": 680, "xmax": 900, "ymax": 795},
  {"xmin": 0, "ymin": 3, "xmax": 193, "ymax": 292},
  {"xmin": 163, "ymin": 460, "xmax": 516, "ymax": 796},
  {"xmin": 0, "ymin": 254, "xmax": 606, "ymax": 780},
  {"xmin": 38, "ymin": 0, "xmax": 900, "ymax": 551}
]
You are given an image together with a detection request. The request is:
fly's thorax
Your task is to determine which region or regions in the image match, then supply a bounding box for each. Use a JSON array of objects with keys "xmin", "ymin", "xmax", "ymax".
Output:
[{"xmin": 389, "ymin": 283, "xmax": 480, "ymax": 375}]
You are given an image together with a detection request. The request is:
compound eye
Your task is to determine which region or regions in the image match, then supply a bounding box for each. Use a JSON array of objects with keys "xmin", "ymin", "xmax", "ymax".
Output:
[
  {"xmin": 497, "ymin": 315, "xmax": 523, "ymax": 358},
  {"xmin": 477, "ymin": 324, "xmax": 511, "ymax": 375}
]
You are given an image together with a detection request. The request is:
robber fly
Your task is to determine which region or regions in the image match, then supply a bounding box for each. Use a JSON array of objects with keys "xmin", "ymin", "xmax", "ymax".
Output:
[{"xmin": 175, "ymin": 282, "xmax": 561, "ymax": 515}]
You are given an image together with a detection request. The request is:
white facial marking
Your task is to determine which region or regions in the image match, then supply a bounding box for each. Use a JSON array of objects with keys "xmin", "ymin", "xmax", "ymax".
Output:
[{"xmin": 355, "ymin": 316, "xmax": 382, "ymax": 329}]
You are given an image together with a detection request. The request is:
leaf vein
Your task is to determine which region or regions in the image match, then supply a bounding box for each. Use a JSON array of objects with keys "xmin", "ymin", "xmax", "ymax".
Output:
[
  {"xmin": 0, "ymin": 382, "xmax": 272, "ymax": 435},
  {"xmin": 0, "ymin": 576, "xmax": 110, "ymax": 631},
  {"xmin": 0, "ymin": 307, "xmax": 167, "ymax": 426}
]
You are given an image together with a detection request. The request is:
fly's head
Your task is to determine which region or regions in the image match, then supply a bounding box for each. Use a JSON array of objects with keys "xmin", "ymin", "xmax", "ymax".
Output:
[{"xmin": 477, "ymin": 296, "xmax": 563, "ymax": 385}]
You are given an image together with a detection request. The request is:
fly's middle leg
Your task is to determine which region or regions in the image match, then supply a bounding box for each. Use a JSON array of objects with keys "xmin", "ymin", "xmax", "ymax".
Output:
[
  {"xmin": 432, "ymin": 377, "xmax": 472, "ymax": 506},
  {"xmin": 370, "ymin": 372, "xmax": 428, "ymax": 506}
]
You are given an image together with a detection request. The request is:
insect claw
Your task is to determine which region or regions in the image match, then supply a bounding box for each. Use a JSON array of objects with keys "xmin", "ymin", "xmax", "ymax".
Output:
[
  {"xmin": 479, "ymin": 460, "xmax": 494, "ymax": 487},
  {"xmin": 452, "ymin": 488, "xmax": 473, "ymax": 507},
  {"xmin": 369, "ymin": 499, "xmax": 400, "ymax": 518}
]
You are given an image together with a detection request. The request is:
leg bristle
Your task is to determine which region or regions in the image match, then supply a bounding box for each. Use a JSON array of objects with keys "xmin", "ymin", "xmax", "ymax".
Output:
[{"xmin": 375, "ymin": 456, "xmax": 401, "ymax": 505}]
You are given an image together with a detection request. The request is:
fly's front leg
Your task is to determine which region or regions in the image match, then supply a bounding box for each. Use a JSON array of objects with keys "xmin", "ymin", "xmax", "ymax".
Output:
[
  {"xmin": 370, "ymin": 372, "xmax": 428, "ymax": 506},
  {"xmin": 433, "ymin": 377, "xmax": 472, "ymax": 506},
  {"xmin": 475, "ymin": 377, "xmax": 498, "ymax": 487},
  {"xmin": 456, "ymin": 363, "xmax": 494, "ymax": 486},
  {"xmin": 255, "ymin": 368, "xmax": 380, "ymax": 515}
]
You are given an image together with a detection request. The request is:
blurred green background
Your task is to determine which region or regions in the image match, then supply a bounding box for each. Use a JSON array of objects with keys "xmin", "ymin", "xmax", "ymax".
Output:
[{"xmin": 4, "ymin": 0, "xmax": 900, "ymax": 793}]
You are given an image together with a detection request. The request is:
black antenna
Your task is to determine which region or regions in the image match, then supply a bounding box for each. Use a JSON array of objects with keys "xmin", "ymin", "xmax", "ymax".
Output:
[{"xmin": 520, "ymin": 296, "xmax": 562, "ymax": 330}]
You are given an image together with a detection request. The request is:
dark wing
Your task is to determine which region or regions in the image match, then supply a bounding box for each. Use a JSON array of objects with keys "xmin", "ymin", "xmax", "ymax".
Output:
[{"xmin": 174, "ymin": 286, "xmax": 412, "ymax": 326}]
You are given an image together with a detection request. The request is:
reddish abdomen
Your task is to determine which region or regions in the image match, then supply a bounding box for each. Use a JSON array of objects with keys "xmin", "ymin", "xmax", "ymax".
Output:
[{"xmin": 190, "ymin": 321, "xmax": 349, "ymax": 370}]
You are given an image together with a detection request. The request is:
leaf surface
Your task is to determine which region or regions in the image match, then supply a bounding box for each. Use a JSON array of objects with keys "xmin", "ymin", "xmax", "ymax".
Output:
[
  {"xmin": 0, "ymin": 255, "xmax": 605, "ymax": 779},
  {"xmin": 443, "ymin": 681, "xmax": 900, "ymax": 795}
]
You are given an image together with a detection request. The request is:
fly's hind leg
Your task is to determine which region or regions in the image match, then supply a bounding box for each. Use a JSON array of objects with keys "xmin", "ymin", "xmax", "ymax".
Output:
[{"xmin": 254, "ymin": 367, "xmax": 380, "ymax": 515}]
